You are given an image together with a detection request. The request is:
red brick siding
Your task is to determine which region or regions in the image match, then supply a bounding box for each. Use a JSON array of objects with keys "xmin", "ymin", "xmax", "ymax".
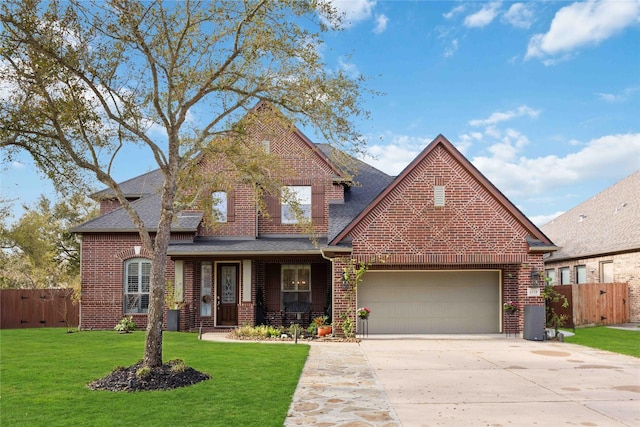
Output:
[
  {"xmin": 198, "ymin": 184, "xmax": 257, "ymax": 237},
  {"xmin": 330, "ymin": 144, "xmax": 546, "ymax": 335},
  {"xmin": 257, "ymin": 131, "xmax": 340, "ymax": 236},
  {"xmin": 350, "ymin": 146, "xmax": 533, "ymax": 262},
  {"xmin": 79, "ymin": 233, "xmax": 178, "ymax": 330}
]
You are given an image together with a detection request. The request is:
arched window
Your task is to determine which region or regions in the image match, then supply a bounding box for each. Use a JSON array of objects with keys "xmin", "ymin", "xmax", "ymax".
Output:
[{"xmin": 124, "ymin": 258, "xmax": 151, "ymax": 314}]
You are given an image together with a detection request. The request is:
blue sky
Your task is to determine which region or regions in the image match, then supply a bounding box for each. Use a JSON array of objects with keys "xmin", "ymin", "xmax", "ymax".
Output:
[{"xmin": 2, "ymin": 0, "xmax": 639, "ymax": 226}]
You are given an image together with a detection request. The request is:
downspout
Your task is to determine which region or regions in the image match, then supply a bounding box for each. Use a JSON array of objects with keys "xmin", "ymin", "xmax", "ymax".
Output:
[{"xmin": 320, "ymin": 248, "xmax": 336, "ymax": 337}]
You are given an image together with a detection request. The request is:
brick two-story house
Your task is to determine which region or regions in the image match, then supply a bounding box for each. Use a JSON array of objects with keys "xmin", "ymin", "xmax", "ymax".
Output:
[{"xmin": 73, "ymin": 118, "xmax": 556, "ymax": 336}]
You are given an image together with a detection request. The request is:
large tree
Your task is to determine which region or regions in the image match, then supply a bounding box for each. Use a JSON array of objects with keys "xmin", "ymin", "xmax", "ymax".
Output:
[
  {"xmin": 0, "ymin": 0, "xmax": 370, "ymax": 367},
  {"xmin": 0, "ymin": 194, "xmax": 96, "ymax": 289}
]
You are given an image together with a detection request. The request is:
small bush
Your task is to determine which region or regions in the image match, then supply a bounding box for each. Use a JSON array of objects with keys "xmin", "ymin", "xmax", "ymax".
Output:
[
  {"xmin": 288, "ymin": 323, "xmax": 302, "ymax": 337},
  {"xmin": 136, "ymin": 366, "xmax": 151, "ymax": 379},
  {"xmin": 169, "ymin": 359, "xmax": 187, "ymax": 373},
  {"xmin": 114, "ymin": 316, "xmax": 137, "ymax": 333}
]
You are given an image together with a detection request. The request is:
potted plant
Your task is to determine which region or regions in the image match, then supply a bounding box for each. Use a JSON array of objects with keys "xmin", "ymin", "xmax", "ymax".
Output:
[
  {"xmin": 313, "ymin": 315, "xmax": 332, "ymax": 337},
  {"xmin": 503, "ymin": 301, "xmax": 519, "ymax": 314},
  {"xmin": 357, "ymin": 307, "xmax": 371, "ymax": 319},
  {"xmin": 165, "ymin": 280, "xmax": 185, "ymax": 331}
]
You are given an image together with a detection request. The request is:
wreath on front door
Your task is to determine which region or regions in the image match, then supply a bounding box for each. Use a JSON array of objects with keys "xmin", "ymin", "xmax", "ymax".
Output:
[{"xmin": 202, "ymin": 295, "xmax": 212, "ymax": 304}]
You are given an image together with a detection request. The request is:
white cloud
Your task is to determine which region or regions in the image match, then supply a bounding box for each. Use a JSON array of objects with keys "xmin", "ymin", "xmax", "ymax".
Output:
[
  {"xmin": 373, "ymin": 14, "xmax": 388, "ymax": 34},
  {"xmin": 526, "ymin": 0, "xmax": 640, "ymax": 61},
  {"xmin": 464, "ymin": 1, "xmax": 501, "ymax": 28},
  {"xmin": 444, "ymin": 39, "xmax": 459, "ymax": 58},
  {"xmin": 469, "ymin": 105, "xmax": 541, "ymax": 127},
  {"xmin": 502, "ymin": 3, "xmax": 534, "ymax": 29},
  {"xmin": 362, "ymin": 133, "xmax": 433, "ymax": 175},
  {"xmin": 471, "ymin": 133, "xmax": 640, "ymax": 199},
  {"xmin": 530, "ymin": 211, "xmax": 565, "ymax": 227},
  {"xmin": 597, "ymin": 86, "xmax": 640, "ymax": 103},
  {"xmin": 326, "ymin": 0, "xmax": 376, "ymax": 28},
  {"xmin": 443, "ymin": 5, "xmax": 466, "ymax": 20},
  {"xmin": 11, "ymin": 161, "xmax": 26, "ymax": 169},
  {"xmin": 338, "ymin": 57, "xmax": 360, "ymax": 78}
]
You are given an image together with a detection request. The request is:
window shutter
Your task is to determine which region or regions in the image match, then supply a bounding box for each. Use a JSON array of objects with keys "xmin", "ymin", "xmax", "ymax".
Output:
[
  {"xmin": 266, "ymin": 194, "xmax": 281, "ymax": 225},
  {"xmin": 227, "ymin": 191, "xmax": 235, "ymax": 222},
  {"xmin": 311, "ymin": 185, "xmax": 324, "ymax": 224}
]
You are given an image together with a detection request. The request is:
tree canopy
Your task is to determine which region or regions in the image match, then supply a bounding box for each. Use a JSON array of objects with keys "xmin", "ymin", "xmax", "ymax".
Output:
[
  {"xmin": 0, "ymin": 0, "xmax": 372, "ymax": 367},
  {"xmin": 0, "ymin": 194, "xmax": 96, "ymax": 289}
]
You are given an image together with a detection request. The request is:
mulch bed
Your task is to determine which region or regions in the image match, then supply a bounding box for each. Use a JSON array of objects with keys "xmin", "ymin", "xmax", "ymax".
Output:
[{"xmin": 87, "ymin": 359, "xmax": 210, "ymax": 392}]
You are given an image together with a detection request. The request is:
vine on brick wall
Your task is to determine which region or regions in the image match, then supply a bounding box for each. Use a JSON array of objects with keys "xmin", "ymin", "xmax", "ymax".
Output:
[{"xmin": 338, "ymin": 255, "xmax": 387, "ymax": 338}]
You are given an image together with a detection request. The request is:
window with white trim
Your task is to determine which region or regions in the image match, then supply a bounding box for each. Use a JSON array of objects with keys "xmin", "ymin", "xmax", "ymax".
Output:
[
  {"xmin": 559, "ymin": 267, "xmax": 570, "ymax": 285},
  {"xmin": 281, "ymin": 186, "xmax": 311, "ymax": 224},
  {"xmin": 281, "ymin": 265, "xmax": 311, "ymax": 309},
  {"xmin": 124, "ymin": 258, "xmax": 151, "ymax": 314},
  {"xmin": 212, "ymin": 191, "xmax": 227, "ymax": 223}
]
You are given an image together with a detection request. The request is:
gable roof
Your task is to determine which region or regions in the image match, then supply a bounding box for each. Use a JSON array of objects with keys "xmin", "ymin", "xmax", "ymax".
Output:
[
  {"xmin": 316, "ymin": 144, "xmax": 395, "ymax": 242},
  {"xmin": 72, "ymin": 193, "xmax": 203, "ymax": 233},
  {"xmin": 541, "ymin": 170, "xmax": 640, "ymax": 261},
  {"xmin": 91, "ymin": 169, "xmax": 164, "ymax": 200},
  {"xmin": 330, "ymin": 134, "xmax": 554, "ymax": 248}
]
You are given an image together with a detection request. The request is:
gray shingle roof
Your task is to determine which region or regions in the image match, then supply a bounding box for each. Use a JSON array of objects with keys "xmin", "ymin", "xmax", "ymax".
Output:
[
  {"xmin": 541, "ymin": 170, "xmax": 640, "ymax": 261},
  {"xmin": 167, "ymin": 237, "xmax": 327, "ymax": 256},
  {"xmin": 91, "ymin": 169, "xmax": 164, "ymax": 199},
  {"xmin": 316, "ymin": 144, "xmax": 394, "ymax": 242},
  {"xmin": 72, "ymin": 193, "xmax": 203, "ymax": 233},
  {"xmin": 75, "ymin": 144, "xmax": 392, "ymax": 240}
]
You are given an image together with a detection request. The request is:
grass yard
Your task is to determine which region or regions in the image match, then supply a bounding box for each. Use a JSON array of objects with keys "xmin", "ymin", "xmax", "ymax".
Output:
[
  {"xmin": 563, "ymin": 326, "xmax": 640, "ymax": 358},
  {"xmin": 0, "ymin": 328, "xmax": 309, "ymax": 426}
]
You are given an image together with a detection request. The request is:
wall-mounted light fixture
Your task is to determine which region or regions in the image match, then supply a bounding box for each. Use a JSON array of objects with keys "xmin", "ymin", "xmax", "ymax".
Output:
[
  {"xmin": 530, "ymin": 269, "xmax": 543, "ymax": 288},
  {"xmin": 341, "ymin": 272, "xmax": 350, "ymax": 290}
]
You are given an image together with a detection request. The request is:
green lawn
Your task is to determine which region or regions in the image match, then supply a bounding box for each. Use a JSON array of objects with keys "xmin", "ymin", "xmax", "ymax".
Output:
[
  {"xmin": 563, "ymin": 326, "xmax": 640, "ymax": 358},
  {"xmin": 1, "ymin": 329, "xmax": 309, "ymax": 426}
]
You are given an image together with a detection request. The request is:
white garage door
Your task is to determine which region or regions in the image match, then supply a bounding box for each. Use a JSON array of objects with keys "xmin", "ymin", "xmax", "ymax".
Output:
[{"xmin": 357, "ymin": 271, "xmax": 500, "ymax": 334}]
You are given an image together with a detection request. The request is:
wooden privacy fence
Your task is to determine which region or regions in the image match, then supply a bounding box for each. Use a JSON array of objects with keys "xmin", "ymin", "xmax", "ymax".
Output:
[
  {"xmin": 0, "ymin": 288, "xmax": 79, "ymax": 329},
  {"xmin": 550, "ymin": 283, "xmax": 629, "ymax": 328}
]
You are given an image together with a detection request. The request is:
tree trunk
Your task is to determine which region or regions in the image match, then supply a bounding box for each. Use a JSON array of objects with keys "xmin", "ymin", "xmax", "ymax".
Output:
[{"xmin": 142, "ymin": 178, "xmax": 177, "ymax": 367}]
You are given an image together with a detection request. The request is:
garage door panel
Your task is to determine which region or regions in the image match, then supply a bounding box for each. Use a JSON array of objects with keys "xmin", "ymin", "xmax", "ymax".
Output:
[{"xmin": 358, "ymin": 271, "xmax": 500, "ymax": 334}]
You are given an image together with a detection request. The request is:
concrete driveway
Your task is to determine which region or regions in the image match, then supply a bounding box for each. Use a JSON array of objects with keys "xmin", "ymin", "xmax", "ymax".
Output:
[{"xmin": 359, "ymin": 335, "xmax": 640, "ymax": 427}]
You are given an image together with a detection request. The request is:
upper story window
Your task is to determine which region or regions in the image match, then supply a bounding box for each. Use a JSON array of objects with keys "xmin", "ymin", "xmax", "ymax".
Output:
[
  {"xmin": 212, "ymin": 191, "xmax": 227, "ymax": 223},
  {"xmin": 559, "ymin": 267, "xmax": 570, "ymax": 285},
  {"xmin": 575, "ymin": 265, "xmax": 587, "ymax": 284},
  {"xmin": 281, "ymin": 186, "xmax": 311, "ymax": 224},
  {"xmin": 124, "ymin": 258, "xmax": 151, "ymax": 314}
]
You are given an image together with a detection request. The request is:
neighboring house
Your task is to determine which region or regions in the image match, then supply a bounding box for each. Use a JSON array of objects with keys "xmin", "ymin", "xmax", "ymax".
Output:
[
  {"xmin": 73, "ymin": 113, "xmax": 556, "ymax": 335},
  {"xmin": 541, "ymin": 171, "xmax": 640, "ymax": 322}
]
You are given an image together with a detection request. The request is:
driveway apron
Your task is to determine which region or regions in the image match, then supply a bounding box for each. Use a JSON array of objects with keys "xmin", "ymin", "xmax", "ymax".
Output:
[{"xmin": 359, "ymin": 335, "xmax": 640, "ymax": 427}]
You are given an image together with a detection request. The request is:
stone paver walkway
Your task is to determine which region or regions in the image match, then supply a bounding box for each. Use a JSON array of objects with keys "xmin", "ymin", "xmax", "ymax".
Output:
[
  {"xmin": 200, "ymin": 333, "xmax": 400, "ymax": 426},
  {"xmin": 285, "ymin": 342, "xmax": 401, "ymax": 426}
]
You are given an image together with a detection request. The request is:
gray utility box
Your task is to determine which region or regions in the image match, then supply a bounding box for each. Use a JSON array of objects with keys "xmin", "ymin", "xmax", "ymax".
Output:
[
  {"xmin": 523, "ymin": 305, "xmax": 545, "ymax": 341},
  {"xmin": 167, "ymin": 309, "xmax": 179, "ymax": 331}
]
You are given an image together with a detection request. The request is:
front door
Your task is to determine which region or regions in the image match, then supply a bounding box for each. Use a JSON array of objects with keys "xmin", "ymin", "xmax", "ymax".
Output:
[{"xmin": 216, "ymin": 263, "xmax": 238, "ymax": 326}]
